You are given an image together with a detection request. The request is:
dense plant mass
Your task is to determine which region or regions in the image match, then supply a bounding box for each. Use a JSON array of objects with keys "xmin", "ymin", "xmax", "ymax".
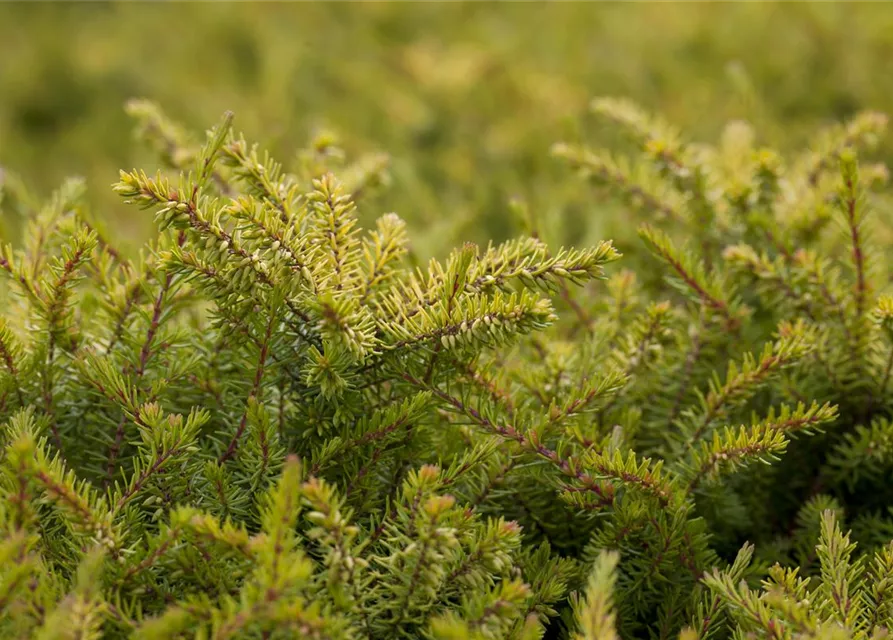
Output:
[
  {"xmin": 2, "ymin": 97, "xmax": 893, "ymax": 639},
  {"xmin": 4, "ymin": 3, "xmax": 893, "ymax": 255}
]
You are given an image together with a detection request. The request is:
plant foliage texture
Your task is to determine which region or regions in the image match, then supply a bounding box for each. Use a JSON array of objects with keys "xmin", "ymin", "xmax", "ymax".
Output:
[
  {"xmin": 7, "ymin": 3, "xmax": 893, "ymax": 255},
  {"xmin": 1, "ymin": 98, "xmax": 893, "ymax": 639}
]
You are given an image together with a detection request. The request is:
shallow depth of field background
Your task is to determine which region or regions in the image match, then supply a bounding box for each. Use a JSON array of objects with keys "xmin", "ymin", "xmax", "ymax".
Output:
[{"xmin": 2, "ymin": 2, "xmax": 893, "ymax": 258}]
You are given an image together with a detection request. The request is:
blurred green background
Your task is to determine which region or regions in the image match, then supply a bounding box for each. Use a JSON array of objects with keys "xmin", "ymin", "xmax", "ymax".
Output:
[{"xmin": 2, "ymin": 2, "xmax": 893, "ymax": 256}]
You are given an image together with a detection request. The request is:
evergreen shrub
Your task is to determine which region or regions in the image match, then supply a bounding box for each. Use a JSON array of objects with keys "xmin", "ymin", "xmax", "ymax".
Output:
[
  {"xmin": 2, "ymin": 98, "xmax": 893, "ymax": 638},
  {"xmin": 5, "ymin": 3, "xmax": 893, "ymax": 253}
]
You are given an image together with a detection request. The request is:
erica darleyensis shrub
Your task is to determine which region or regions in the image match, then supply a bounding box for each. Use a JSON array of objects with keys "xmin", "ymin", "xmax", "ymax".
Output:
[{"xmin": 1, "ymin": 98, "xmax": 893, "ymax": 639}]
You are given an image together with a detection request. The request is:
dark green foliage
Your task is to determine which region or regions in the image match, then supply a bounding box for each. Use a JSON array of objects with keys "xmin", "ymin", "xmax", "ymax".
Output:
[{"xmin": 1, "ymin": 98, "xmax": 893, "ymax": 639}]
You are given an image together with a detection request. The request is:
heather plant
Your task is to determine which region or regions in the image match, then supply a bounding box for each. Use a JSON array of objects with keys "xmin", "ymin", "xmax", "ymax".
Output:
[{"xmin": 1, "ymin": 98, "xmax": 893, "ymax": 640}]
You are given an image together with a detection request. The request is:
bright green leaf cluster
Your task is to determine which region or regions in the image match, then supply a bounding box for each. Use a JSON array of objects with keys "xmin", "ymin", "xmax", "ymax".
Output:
[{"xmin": 1, "ymin": 98, "xmax": 893, "ymax": 639}]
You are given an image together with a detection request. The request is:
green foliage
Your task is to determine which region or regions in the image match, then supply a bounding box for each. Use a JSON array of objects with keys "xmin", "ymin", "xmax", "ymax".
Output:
[
  {"xmin": 701, "ymin": 511, "xmax": 893, "ymax": 638},
  {"xmin": 6, "ymin": 4, "xmax": 893, "ymax": 258},
  {"xmin": 3, "ymin": 88, "xmax": 893, "ymax": 639}
]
